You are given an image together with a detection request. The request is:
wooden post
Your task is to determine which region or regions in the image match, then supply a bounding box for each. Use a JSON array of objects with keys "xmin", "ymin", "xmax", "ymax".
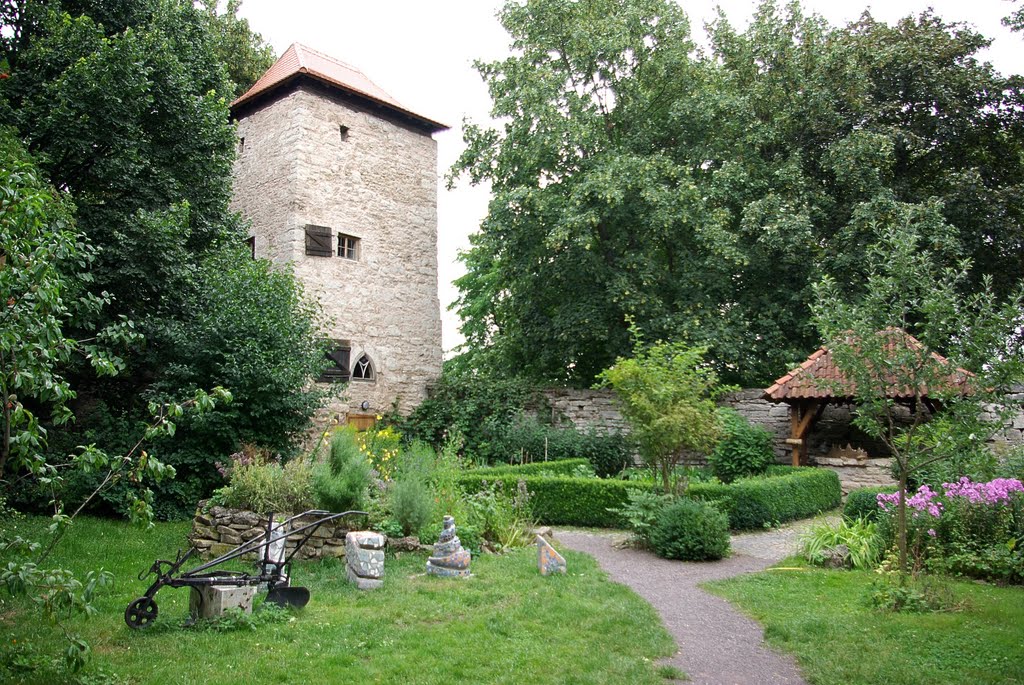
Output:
[{"xmin": 788, "ymin": 400, "xmax": 822, "ymax": 466}]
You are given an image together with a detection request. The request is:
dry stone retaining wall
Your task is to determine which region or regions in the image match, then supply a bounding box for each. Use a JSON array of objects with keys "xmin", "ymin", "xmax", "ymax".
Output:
[{"xmin": 190, "ymin": 502, "xmax": 361, "ymax": 561}]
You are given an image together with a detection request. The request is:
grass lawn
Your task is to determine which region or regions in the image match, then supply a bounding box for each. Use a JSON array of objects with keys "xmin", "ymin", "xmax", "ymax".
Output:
[
  {"xmin": 705, "ymin": 560, "xmax": 1024, "ymax": 685},
  {"xmin": 1, "ymin": 516, "xmax": 676, "ymax": 684}
]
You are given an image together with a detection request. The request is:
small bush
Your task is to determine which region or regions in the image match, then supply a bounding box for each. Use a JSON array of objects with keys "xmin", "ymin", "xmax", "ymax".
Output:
[
  {"xmin": 844, "ymin": 486, "xmax": 898, "ymax": 521},
  {"xmin": 215, "ymin": 459, "xmax": 315, "ymax": 514},
  {"xmin": 707, "ymin": 409, "xmax": 775, "ymax": 483},
  {"xmin": 313, "ymin": 429, "xmax": 374, "ymax": 512},
  {"xmin": 611, "ymin": 489, "xmax": 674, "ymax": 546},
  {"xmin": 649, "ymin": 497, "xmax": 730, "ymax": 561},
  {"xmin": 389, "ymin": 477, "xmax": 434, "ymax": 537}
]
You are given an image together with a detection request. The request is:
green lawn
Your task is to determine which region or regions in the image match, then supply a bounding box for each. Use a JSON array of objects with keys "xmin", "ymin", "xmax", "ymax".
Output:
[
  {"xmin": 1, "ymin": 516, "xmax": 676, "ymax": 684},
  {"xmin": 705, "ymin": 562, "xmax": 1024, "ymax": 685}
]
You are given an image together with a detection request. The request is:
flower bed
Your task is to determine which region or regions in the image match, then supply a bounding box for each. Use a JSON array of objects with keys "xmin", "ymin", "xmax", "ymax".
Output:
[{"xmin": 873, "ymin": 477, "xmax": 1024, "ymax": 583}]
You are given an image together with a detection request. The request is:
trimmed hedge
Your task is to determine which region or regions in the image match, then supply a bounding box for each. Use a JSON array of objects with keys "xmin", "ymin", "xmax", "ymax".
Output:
[
  {"xmin": 454, "ymin": 464, "xmax": 841, "ymax": 530},
  {"xmin": 688, "ymin": 467, "xmax": 842, "ymax": 530},
  {"xmin": 455, "ymin": 473, "xmax": 640, "ymax": 528},
  {"xmin": 469, "ymin": 459, "xmax": 590, "ymax": 478},
  {"xmin": 843, "ymin": 485, "xmax": 898, "ymax": 521}
]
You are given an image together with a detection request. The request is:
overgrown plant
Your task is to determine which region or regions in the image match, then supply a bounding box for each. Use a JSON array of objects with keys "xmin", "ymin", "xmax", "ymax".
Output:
[
  {"xmin": 812, "ymin": 210, "xmax": 1024, "ymax": 576},
  {"xmin": 800, "ymin": 517, "xmax": 882, "ymax": 570},
  {"xmin": 610, "ymin": 489, "xmax": 674, "ymax": 547},
  {"xmin": 313, "ymin": 428, "xmax": 374, "ymax": 513},
  {"xmin": 598, "ymin": 326, "xmax": 726, "ymax": 493}
]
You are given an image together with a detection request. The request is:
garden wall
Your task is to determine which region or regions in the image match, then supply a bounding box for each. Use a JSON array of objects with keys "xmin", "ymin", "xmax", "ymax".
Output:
[
  {"xmin": 543, "ymin": 387, "xmax": 1024, "ymax": 493},
  {"xmin": 190, "ymin": 502, "xmax": 362, "ymax": 561}
]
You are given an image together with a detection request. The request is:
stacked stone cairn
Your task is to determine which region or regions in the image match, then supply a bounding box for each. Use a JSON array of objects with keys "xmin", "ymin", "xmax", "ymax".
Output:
[
  {"xmin": 345, "ymin": 531, "xmax": 385, "ymax": 590},
  {"xmin": 426, "ymin": 516, "xmax": 471, "ymax": 578}
]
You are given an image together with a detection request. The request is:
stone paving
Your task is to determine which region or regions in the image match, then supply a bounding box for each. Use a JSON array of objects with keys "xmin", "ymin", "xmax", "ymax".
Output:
[{"xmin": 555, "ymin": 514, "xmax": 837, "ymax": 685}]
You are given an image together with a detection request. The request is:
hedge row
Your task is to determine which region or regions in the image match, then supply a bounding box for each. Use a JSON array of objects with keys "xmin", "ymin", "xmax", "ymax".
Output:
[
  {"xmin": 689, "ymin": 467, "xmax": 842, "ymax": 530},
  {"xmin": 843, "ymin": 485, "xmax": 898, "ymax": 521},
  {"xmin": 455, "ymin": 465, "xmax": 842, "ymax": 530},
  {"xmin": 469, "ymin": 459, "xmax": 590, "ymax": 478},
  {"xmin": 455, "ymin": 473, "xmax": 638, "ymax": 528}
]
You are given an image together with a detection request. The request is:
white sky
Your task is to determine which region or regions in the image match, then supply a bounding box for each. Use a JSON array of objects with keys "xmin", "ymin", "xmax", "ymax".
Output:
[{"xmin": 235, "ymin": 0, "xmax": 1023, "ymax": 355}]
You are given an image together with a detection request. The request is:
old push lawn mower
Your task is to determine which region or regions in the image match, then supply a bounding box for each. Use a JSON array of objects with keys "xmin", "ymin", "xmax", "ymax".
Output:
[{"xmin": 124, "ymin": 509, "xmax": 367, "ymax": 629}]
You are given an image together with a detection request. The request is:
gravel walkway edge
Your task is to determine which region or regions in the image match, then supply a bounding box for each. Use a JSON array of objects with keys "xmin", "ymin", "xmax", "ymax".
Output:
[{"xmin": 554, "ymin": 521, "xmax": 824, "ymax": 685}]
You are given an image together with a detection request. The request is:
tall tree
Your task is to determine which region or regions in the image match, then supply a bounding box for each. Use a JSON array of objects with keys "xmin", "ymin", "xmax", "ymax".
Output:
[
  {"xmin": 453, "ymin": 0, "xmax": 1024, "ymax": 387},
  {"xmin": 0, "ymin": 1, "xmax": 325, "ymax": 516}
]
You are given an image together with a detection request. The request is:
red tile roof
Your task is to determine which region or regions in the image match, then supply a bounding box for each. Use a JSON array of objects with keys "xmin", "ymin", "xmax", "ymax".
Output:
[
  {"xmin": 763, "ymin": 328, "xmax": 973, "ymax": 402},
  {"xmin": 231, "ymin": 43, "xmax": 447, "ymax": 132}
]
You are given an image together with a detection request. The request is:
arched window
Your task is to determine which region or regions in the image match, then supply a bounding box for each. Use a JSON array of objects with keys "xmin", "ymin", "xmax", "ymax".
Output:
[{"xmin": 352, "ymin": 354, "xmax": 374, "ymax": 381}]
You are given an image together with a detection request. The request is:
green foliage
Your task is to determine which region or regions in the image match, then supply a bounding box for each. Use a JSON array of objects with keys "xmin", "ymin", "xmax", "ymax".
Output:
[
  {"xmin": 812, "ymin": 211, "xmax": 1024, "ymax": 574},
  {"xmin": 394, "ymin": 365, "xmax": 537, "ymax": 462},
  {"xmin": 313, "ymin": 429, "xmax": 374, "ymax": 513},
  {"xmin": 649, "ymin": 497, "xmax": 730, "ymax": 561},
  {"xmin": 611, "ymin": 489, "xmax": 674, "ymax": 546},
  {"xmin": 452, "ymin": 0, "xmax": 1024, "ymax": 388},
  {"xmin": 707, "ymin": 409, "xmax": 774, "ymax": 483},
  {"xmin": 487, "ymin": 416, "xmax": 633, "ymax": 477},
  {"xmin": 598, "ymin": 336, "xmax": 724, "ymax": 493},
  {"xmin": 800, "ymin": 517, "xmax": 882, "ymax": 570},
  {"xmin": 470, "ymin": 458, "xmax": 591, "ymax": 478},
  {"xmin": 843, "ymin": 486, "xmax": 898, "ymax": 522},
  {"xmin": 689, "ymin": 467, "xmax": 842, "ymax": 530},
  {"xmin": 867, "ymin": 578, "xmax": 962, "ymax": 613},
  {"xmin": 388, "ymin": 477, "xmax": 433, "ymax": 537},
  {"xmin": 214, "ymin": 459, "xmax": 315, "ymax": 515},
  {"xmin": 456, "ymin": 472, "xmax": 641, "ymax": 528},
  {"xmin": 197, "ymin": 0, "xmax": 274, "ymax": 98}
]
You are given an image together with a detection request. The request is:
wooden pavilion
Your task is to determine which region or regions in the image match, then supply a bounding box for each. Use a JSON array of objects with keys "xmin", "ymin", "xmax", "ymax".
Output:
[{"xmin": 762, "ymin": 329, "xmax": 973, "ymax": 466}]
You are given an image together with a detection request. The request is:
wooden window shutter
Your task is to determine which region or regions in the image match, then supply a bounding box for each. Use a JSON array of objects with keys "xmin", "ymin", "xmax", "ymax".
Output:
[{"xmin": 305, "ymin": 225, "xmax": 333, "ymax": 257}]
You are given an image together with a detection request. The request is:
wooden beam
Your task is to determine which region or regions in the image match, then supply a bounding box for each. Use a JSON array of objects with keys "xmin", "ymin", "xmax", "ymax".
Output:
[{"xmin": 789, "ymin": 400, "xmax": 823, "ymax": 466}]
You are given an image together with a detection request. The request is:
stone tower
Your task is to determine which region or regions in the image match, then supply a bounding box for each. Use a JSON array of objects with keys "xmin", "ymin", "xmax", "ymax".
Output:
[{"xmin": 230, "ymin": 43, "xmax": 446, "ymax": 422}]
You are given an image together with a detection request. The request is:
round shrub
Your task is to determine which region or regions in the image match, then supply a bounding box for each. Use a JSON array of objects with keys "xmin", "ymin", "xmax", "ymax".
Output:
[
  {"xmin": 649, "ymin": 497, "xmax": 730, "ymax": 561},
  {"xmin": 707, "ymin": 409, "xmax": 774, "ymax": 483},
  {"xmin": 843, "ymin": 486, "xmax": 898, "ymax": 521}
]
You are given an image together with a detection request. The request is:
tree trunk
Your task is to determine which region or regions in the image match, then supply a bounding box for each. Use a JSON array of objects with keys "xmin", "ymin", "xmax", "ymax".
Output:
[{"xmin": 897, "ymin": 467, "xmax": 908, "ymax": 580}]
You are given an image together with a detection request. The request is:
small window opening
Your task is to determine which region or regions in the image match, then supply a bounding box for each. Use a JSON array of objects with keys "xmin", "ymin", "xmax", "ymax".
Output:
[
  {"xmin": 338, "ymin": 233, "xmax": 360, "ymax": 260},
  {"xmin": 238, "ymin": 136, "xmax": 245, "ymax": 153},
  {"xmin": 339, "ymin": 124, "xmax": 350, "ymax": 140},
  {"xmin": 319, "ymin": 342, "xmax": 351, "ymax": 383},
  {"xmin": 245, "ymin": 235, "xmax": 255, "ymax": 259},
  {"xmin": 352, "ymin": 354, "xmax": 374, "ymax": 381},
  {"xmin": 305, "ymin": 225, "xmax": 333, "ymax": 257}
]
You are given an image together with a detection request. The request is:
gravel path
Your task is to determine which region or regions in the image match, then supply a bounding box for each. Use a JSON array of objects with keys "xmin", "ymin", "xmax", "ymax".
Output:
[{"xmin": 555, "ymin": 518, "xmax": 831, "ymax": 685}]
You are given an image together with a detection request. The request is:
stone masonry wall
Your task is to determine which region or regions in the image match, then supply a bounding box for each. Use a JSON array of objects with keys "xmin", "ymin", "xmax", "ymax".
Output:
[
  {"xmin": 231, "ymin": 84, "xmax": 443, "ymax": 423},
  {"xmin": 190, "ymin": 502, "xmax": 362, "ymax": 561},
  {"xmin": 544, "ymin": 388, "xmax": 1024, "ymax": 493}
]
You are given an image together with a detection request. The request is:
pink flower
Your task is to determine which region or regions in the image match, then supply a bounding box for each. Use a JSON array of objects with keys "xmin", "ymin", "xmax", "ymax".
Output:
[{"xmin": 927, "ymin": 529, "xmax": 936, "ymax": 537}]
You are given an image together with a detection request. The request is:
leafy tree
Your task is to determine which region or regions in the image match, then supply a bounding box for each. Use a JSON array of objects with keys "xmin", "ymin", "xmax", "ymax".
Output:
[
  {"xmin": 598, "ymin": 331, "xmax": 725, "ymax": 493},
  {"xmin": 811, "ymin": 204, "xmax": 1023, "ymax": 575},
  {"xmin": 0, "ymin": 1, "xmax": 323, "ymax": 515},
  {"xmin": 453, "ymin": 0, "xmax": 1024, "ymax": 387},
  {"xmin": 199, "ymin": 0, "xmax": 274, "ymax": 98}
]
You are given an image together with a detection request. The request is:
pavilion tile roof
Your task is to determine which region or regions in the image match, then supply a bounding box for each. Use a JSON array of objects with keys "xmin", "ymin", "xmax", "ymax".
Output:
[
  {"xmin": 230, "ymin": 43, "xmax": 447, "ymax": 132},
  {"xmin": 763, "ymin": 329, "xmax": 973, "ymax": 402}
]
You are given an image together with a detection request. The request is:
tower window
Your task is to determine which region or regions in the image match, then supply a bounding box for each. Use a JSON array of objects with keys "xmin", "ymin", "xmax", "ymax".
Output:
[
  {"xmin": 238, "ymin": 136, "xmax": 245, "ymax": 153},
  {"xmin": 305, "ymin": 225, "xmax": 333, "ymax": 257},
  {"xmin": 352, "ymin": 354, "xmax": 374, "ymax": 381},
  {"xmin": 338, "ymin": 233, "xmax": 360, "ymax": 260},
  {"xmin": 339, "ymin": 124, "xmax": 350, "ymax": 140},
  {"xmin": 319, "ymin": 342, "xmax": 351, "ymax": 383},
  {"xmin": 245, "ymin": 235, "xmax": 255, "ymax": 259}
]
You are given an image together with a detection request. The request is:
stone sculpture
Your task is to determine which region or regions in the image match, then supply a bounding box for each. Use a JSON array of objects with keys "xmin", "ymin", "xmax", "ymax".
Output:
[
  {"xmin": 536, "ymin": 535, "xmax": 566, "ymax": 575},
  {"xmin": 345, "ymin": 531, "xmax": 386, "ymax": 590},
  {"xmin": 426, "ymin": 516, "xmax": 471, "ymax": 578}
]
